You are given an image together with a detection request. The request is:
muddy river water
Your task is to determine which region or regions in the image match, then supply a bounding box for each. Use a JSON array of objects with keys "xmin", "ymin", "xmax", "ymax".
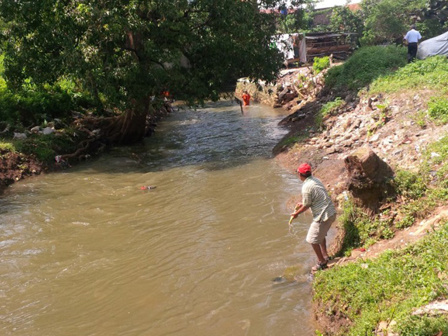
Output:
[{"xmin": 0, "ymin": 101, "xmax": 317, "ymax": 336}]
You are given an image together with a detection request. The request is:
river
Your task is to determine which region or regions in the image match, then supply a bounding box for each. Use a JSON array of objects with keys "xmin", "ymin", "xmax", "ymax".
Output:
[{"xmin": 0, "ymin": 101, "xmax": 317, "ymax": 336}]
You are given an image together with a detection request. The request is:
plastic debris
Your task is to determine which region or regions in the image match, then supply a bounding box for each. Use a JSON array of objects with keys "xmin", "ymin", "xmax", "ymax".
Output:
[{"xmin": 140, "ymin": 186, "xmax": 157, "ymax": 190}]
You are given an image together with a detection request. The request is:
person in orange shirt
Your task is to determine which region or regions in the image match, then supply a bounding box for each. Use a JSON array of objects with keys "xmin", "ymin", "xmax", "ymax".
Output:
[{"xmin": 242, "ymin": 90, "xmax": 251, "ymax": 106}]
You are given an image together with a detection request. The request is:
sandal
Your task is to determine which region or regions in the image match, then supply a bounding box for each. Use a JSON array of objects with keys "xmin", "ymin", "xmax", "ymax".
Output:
[{"xmin": 311, "ymin": 261, "xmax": 328, "ymax": 272}]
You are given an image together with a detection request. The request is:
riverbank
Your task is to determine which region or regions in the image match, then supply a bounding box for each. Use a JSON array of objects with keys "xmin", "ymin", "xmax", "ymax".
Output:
[
  {"xmin": 264, "ymin": 53, "xmax": 448, "ymax": 334},
  {"xmin": 0, "ymin": 104, "xmax": 171, "ymax": 195}
]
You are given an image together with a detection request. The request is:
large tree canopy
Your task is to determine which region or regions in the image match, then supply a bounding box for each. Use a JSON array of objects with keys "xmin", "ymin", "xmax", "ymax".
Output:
[
  {"xmin": 360, "ymin": 0, "xmax": 447, "ymax": 45},
  {"xmin": 0, "ymin": 0, "xmax": 285, "ymax": 144}
]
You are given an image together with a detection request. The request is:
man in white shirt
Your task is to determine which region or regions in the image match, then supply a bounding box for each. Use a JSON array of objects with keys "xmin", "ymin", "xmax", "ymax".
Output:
[{"xmin": 404, "ymin": 24, "xmax": 422, "ymax": 63}]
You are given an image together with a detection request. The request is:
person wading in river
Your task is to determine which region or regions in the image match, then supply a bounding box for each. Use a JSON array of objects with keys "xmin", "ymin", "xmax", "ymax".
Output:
[
  {"xmin": 242, "ymin": 90, "xmax": 251, "ymax": 106},
  {"xmin": 290, "ymin": 163, "xmax": 336, "ymax": 272}
]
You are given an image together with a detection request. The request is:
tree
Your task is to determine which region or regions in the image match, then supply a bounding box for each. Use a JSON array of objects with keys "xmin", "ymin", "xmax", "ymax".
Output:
[
  {"xmin": 329, "ymin": 6, "xmax": 363, "ymax": 36},
  {"xmin": 0, "ymin": 0, "xmax": 285, "ymax": 145},
  {"xmin": 360, "ymin": 0, "xmax": 446, "ymax": 45},
  {"xmin": 276, "ymin": 0, "xmax": 315, "ymax": 34}
]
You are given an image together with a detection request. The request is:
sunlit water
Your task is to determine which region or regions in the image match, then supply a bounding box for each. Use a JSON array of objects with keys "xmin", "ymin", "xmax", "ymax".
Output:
[{"xmin": 0, "ymin": 101, "xmax": 318, "ymax": 336}]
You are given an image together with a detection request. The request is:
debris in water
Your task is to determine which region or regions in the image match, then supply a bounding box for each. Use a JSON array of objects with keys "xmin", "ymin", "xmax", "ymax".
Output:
[{"xmin": 140, "ymin": 186, "xmax": 157, "ymax": 190}]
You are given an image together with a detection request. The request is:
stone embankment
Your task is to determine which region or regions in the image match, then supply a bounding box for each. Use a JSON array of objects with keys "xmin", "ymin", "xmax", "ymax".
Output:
[{"xmin": 237, "ymin": 66, "xmax": 445, "ymax": 202}]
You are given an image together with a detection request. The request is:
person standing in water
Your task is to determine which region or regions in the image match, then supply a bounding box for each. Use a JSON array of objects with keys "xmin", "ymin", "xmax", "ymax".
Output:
[
  {"xmin": 290, "ymin": 163, "xmax": 336, "ymax": 272},
  {"xmin": 242, "ymin": 90, "xmax": 251, "ymax": 106}
]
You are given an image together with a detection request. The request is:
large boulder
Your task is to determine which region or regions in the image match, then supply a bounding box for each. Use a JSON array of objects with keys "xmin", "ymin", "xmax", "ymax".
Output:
[{"xmin": 344, "ymin": 147, "xmax": 395, "ymax": 213}]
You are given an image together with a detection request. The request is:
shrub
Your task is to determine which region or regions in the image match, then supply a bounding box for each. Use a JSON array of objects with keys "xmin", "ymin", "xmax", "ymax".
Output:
[
  {"xmin": 313, "ymin": 56, "xmax": 330, "ymax": 74},
  {"xmin": 325, "ymin": 45, "xmax": 407, "ymax": 93}
]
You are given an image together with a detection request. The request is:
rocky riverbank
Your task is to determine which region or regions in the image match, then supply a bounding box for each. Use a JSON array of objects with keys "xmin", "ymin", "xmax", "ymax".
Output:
[{"xmin": 254, "ymin": 59, "xmax": 448, "ymax": 334}]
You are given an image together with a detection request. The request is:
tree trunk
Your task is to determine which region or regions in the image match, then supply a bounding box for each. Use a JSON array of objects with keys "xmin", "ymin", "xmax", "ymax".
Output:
[{"xmin": 108, "ymin": 97, "xmax": 150, "ymax": 145}]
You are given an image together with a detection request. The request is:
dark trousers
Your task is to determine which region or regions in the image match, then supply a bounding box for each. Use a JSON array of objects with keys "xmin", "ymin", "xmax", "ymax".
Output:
[{"xmin": 408, "ymin": 43, "xmax": 418, "ymax": 63}]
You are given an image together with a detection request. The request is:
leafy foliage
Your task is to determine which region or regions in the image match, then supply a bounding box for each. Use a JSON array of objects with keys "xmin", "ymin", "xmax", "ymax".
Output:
[
  {"xmin": 360, "ymin": 0, "xmax": 447, "ymax": 45},
  {"xmin": 393, "ymin": 170, "xmax": 428, "ymax": 199},
  {"xmin": 0, "ymin": 84, "xmax": 85, "ymax": 126},
  {"xmin": 0, "ymin": 0, "xmax": 289, "ymax": 143},
  {"xmin": 329, "ymin": 6, "xmax": 363, "ymax": 37},
  {"xmin": 0, "ymin": 1, "xmax": 284, "ymax": 109}
]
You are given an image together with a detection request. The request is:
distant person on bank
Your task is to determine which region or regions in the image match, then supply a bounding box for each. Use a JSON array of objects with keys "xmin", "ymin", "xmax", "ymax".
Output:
[
  {"xmin": 404, "ymin": 24, "xmax": 422, "ymax": 63},
  {"xmin": 242, "ymin": 91, "xmax": 251, "ymax": 106},
  {"xmin": 290, "ymin": 163, "xmax": 336, "ymax": 272}
]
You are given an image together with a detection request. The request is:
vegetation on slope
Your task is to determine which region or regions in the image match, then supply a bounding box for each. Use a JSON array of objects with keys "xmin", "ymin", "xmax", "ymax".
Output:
[
  {"xmin": 315, "ymin": 223, "xmax": 448, "ymax": 335},
  {"xmin": 314, "ymin": 54, "xmax": 448, "ymax": 335},
  {"xmin": 325, "ymin": 45, "xmax": 407, "ymax": 93}
]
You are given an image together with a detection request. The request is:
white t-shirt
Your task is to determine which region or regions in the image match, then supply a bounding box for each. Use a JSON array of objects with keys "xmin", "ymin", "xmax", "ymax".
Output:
[{"xmin": 405, "ymin": 29, "xmax": 422, "ymax": 43}]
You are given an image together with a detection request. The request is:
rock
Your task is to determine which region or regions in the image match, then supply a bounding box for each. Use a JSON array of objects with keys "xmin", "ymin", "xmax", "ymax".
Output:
[
  {"xmin": 30, "ymin": 126, "xmax": 41, "ymax": 133},
  {"xmin": 369, "ymin": 134, "xmax": 380, "ymax": 142},
  {"xmin": 413, "ymin": 300, "xmax": 448, "ymax": 316},
  {"xmin": 42, "ymin": 127, "xmax": 54, "ymax": 135},
  {"xmin": 344, "ymin": 147, "xmax": 395, "ymax": 213},
  {"xmin": 13, "ymin": 132, "xmax": 27, "ymax": 139}
]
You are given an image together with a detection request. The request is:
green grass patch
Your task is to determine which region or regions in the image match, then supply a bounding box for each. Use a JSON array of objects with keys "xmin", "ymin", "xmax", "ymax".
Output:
[
  {"xmin": 428, "ymin": 97, "xmax": 448, "ymax": 125},
  {"xmin": 337, "ymin": 200, "xmax": 396, "ymax": 256},
  {"xmin": 325, "ymin": 46, "xmax": 407, "ymax": 93},
  {"xmin": 314, "ymin": 222, "xmax": 448, "ymax": 335},
  {"xmin": 315, "ymin": 97, "xmax": 344, "ymax": 128},
  {"xmin": 370, "ymin": 56, "xmax": 448, "ymax": 94},
  {"xmin": 393, "ymin": 170, "xmax": 428, "ymax": 199},
  {"xmin": 411, "ymin": 110, "xmax": 428, "ymax": 128}
]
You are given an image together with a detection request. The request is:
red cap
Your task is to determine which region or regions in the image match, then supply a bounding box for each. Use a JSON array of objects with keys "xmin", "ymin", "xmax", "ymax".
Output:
[{"xmin": 297, "ymin": 163, "xmax": 312, "ymax": 175}]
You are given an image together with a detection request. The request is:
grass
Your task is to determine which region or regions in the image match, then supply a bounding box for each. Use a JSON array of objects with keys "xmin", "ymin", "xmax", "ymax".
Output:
[
  {"xmin": 428, "ymin": 97, "xmax": 448, "ymax": 125},
  {"xmin": 314, "ymin": 223, "xmax": 448, "ymax": 335},
  {"xmin": 370, "ymin": 56, "xmax": 448, "ymax": 94},
  {"xmin": 277, "ymin": 133, "xmax": 309, "ymax": 148},
  {"xmin": 336, "ymin": 200, "xmax": 395, "ymax": 256},
  {"xmin": 315, "ymin": 97, "xmax": 344, "ymax": 128},
  {"xmin": 325, "ymin": 45, "xmax": 407, "ymax": 93},
  {"xmin": 3, "ymin": 130, "xmax": 82, "ymax": 163},
  {"xmin": 336, "ymin": 135, "xmax": 448, "ymax": 256}
]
